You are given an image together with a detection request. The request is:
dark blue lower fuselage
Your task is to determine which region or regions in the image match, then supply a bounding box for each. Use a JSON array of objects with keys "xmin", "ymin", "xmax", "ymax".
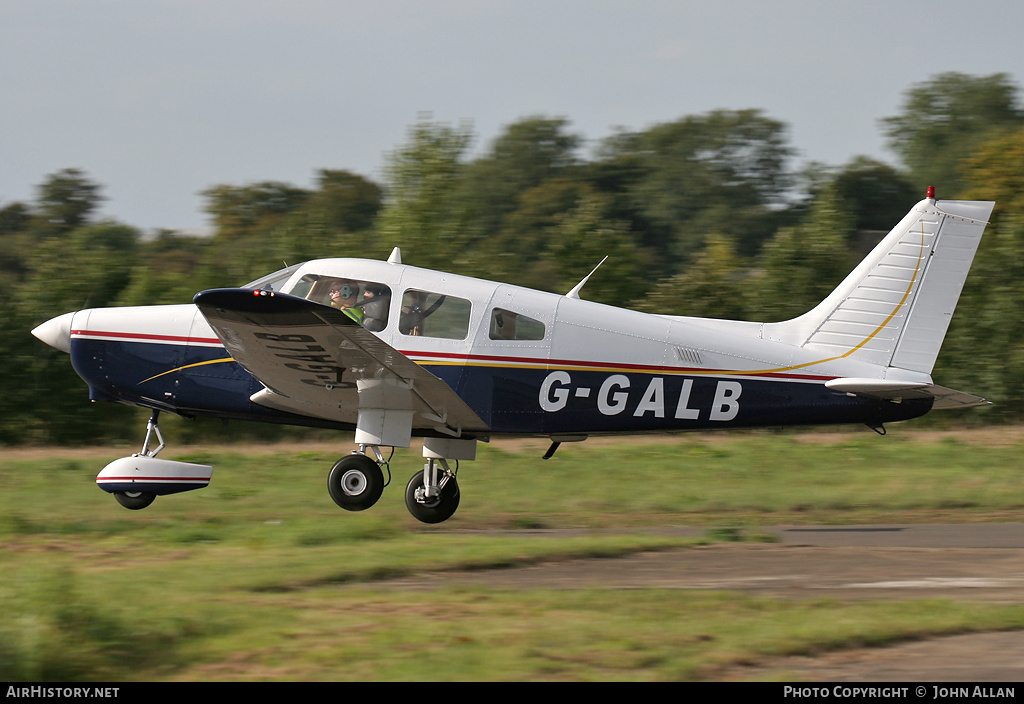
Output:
[{"xmin": 71, "ymin": 338, "xmax": 932, "ymax": 437}]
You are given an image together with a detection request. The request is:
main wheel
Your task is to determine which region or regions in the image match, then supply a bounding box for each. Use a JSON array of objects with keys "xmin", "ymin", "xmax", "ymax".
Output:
[
  {"xmin": 114, "ymin": 490, "xmax": 156, "ymax": 510},
  {"xmin": 328, "ymin": 455, "xmax": 384, "ymax": 511},
  {"xmin": 404, "ymin": 470, "xmax": 460, "ymax": 524}
]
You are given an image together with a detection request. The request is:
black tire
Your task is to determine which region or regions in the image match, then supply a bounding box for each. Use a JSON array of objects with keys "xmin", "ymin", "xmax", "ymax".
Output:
[
  {"xmin": 328, "ymin": 455, "xmax": 384, "ymax": 511},
  {"xmin": 114, "ymin": 491, "xmax": 156, "ymax": 510},
  {"xmin": 404, "ymin": 470, "xmax": 460, "ymax": 524}
]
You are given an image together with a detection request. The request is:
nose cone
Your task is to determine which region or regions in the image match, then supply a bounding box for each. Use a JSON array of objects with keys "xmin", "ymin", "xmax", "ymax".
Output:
[{"xmin": 32, "ymin": 311, "xmax": 76, "ymax": 353}]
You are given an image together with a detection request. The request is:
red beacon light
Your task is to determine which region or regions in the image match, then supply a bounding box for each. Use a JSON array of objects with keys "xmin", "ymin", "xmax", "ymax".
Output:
[{"xmin": 926, "ymin": 186, "xmax": 936, "ymax": 200}]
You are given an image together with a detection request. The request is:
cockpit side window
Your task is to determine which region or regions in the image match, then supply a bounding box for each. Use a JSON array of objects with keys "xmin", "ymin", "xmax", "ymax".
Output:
[
  {"xmin": 293, "ymin": 274, "xmax": 392, "ymax": 331},
  {"xmin": 400, "ymin": 289, "xmax": 471, "ymax": 339},
  {"xmin": 489, "ymin": 308, "xmax": 546, "ymax": 340}
]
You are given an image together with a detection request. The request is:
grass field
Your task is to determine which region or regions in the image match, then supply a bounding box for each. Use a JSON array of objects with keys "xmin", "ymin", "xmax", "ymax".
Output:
[{"xmin": 2, "ymin": 426, "xmax": 1023, "ymax": 681}]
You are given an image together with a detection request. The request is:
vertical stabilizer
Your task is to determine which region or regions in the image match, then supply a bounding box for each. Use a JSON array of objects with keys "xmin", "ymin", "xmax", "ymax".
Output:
[{"xmin": 764, "ymin": 196, "xmax": 993, "ymax": 374}]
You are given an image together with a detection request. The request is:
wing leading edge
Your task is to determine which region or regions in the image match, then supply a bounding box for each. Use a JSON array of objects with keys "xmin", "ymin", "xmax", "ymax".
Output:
[{"xmin": 194, "ymin": 289, "xmax": 489, "ymax": 442}]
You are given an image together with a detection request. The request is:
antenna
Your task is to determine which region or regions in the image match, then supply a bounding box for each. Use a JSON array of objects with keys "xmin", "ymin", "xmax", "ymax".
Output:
[
  {"xmin": 388, "ymin": 247, "xmax": 402, "ymax": 265},
  {"xmin": 566, "ymin": 257, "xmax": 608, "ymax": 299}
]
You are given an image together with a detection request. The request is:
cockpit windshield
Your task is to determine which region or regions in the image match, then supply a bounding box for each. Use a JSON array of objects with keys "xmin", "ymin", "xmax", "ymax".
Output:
[{"xmin": 242, "ymin": 263, "xmax": 305, "ymax": 292}]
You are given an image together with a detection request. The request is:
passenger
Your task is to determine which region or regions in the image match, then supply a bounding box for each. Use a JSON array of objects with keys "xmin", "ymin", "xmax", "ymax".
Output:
[{"xmin": 361, "ymin": 284, "xmax": 390, "ymax": 332}]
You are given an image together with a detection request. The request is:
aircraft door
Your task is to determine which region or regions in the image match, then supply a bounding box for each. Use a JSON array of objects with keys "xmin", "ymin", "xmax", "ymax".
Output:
[{"xmin": 474, "ymin": 285, "xmax": 555, "ymax": 432}]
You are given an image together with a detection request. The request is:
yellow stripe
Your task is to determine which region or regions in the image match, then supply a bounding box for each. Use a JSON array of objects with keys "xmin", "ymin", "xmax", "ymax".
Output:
[{"xmin": 139, "ymin": 357, "xmax": 235, "ymax": 384}]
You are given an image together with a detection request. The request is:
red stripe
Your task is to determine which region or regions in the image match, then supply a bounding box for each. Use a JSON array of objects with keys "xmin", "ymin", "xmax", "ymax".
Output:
[
  {"xmin": 71, "ymin": 329, "xmax": 222, "ymax": 346},
  {"xmin": 403, "ymin": 349, "xmax": 833, "ymax": 381},
  {"xmin": 71, "ymin": 329, "xmax": 832, "ymax": 382},
  {"xmin": 97, "ymin": 477, "xmax": 210, "ymax": 482}
]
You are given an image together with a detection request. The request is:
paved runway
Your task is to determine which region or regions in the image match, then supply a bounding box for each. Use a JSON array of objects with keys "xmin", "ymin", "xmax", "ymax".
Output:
[
  {"xmin": 385, "ymin": 524, "xmax": 1024, "ymax": 599},
  {"xmin": 377, "ymin": 523, "xmax": 1024, "ymax": 681}
]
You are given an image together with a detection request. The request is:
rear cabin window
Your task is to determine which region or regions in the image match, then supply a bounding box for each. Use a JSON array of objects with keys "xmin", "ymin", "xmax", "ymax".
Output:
[
  {"xmin": 400, "ymin": 289, "xmax": 472, "ymax": 339},
  {"xmin": 489, "ymin": 308, "xmax": 546, "ymax": 340},
  {"xmin": 292, "ymin": 275, "xmax": 392, "ymax": 331}
]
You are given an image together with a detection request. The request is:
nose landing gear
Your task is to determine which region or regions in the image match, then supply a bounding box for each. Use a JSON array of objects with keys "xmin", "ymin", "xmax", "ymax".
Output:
[{"xmin": 97, "ymin": 411, "xmax": 213, "ymax": 510}]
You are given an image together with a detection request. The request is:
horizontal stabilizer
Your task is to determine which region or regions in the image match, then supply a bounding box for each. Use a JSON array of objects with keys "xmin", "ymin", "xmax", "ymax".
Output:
[{"xmin": 825, "ymin": 378, "xmax": 989, "ymax": 410}]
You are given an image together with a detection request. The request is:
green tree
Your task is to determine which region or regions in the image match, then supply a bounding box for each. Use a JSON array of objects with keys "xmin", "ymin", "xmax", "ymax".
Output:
[
  {"xmin": 305, "ymin": 169, "xmax": 382, "ymax": 234},
  {"xmin": 21, "ymin": 222, "xmax": 139, "ymax": 317},
  {"xmin": 751, "ymin": 184, "xmax": 856, "ymax": 321},
  {"xmin": 936, "ymin": 124, "xmax": 1024, "ymax": 417},
  {"xmin": 116, "ymin": 231, "xmax": 210, "ymax": 307},
  {"xmin": 0, "ymin": 202, "xmax": 31, "ymax": 236},
  {"xmin": 458, "ymin": 116, "xmax": 583, "ymax": 241},
  {"xmin": 0, "ymin": 202, "xmax": 33, "ymax": 282},
  {"xmin": 959, "ymin": 123, "xmax": 1024, "ymax": 221},
  {"xmin": 539, "ymin": 193, "xmax": 646, "ymax": 306},
  {"xmin": 202, "ymin": 181, "xmax": 311, "ymax": 240},
  {"xmin": 19, "ymin": 221, "xmax": 141, "ymax": 443},
  {"xmin": 638, "ymin": 234, "xmax": 749, "ymax": 320},
  {"xmin": 259, "ymin": 170, "xmax": 384, "ymax": 266},
  {"xmin": 32, "ymin": 169, "xmax": 105, "ymax": 238},
  {"xmin": 595, "ymin": 109, "xmax": 794, "ymax": 262},
  {"xmin": 462, "ymin": 178, "xmax": 597, "ymax": 285},
  {"xmin": 376, "ymin": 118, "xmax": 475, "ymax": 268},
  {"xmin": 881, "ymin": 72, "xmax": 1024, "ymax": 195},
  {"xmin": 935, "ymin": 214, "xmax": 1024, "ymax": 418},
  {"xmin": 829, "ymin": 157, "xmax": 919, "ymax": 234}
]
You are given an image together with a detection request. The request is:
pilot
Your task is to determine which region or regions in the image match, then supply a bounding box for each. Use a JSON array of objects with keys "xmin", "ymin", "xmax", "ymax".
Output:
[{"xmin": 329, "ymin": 280, "xmax": 365, "ymax": 324}]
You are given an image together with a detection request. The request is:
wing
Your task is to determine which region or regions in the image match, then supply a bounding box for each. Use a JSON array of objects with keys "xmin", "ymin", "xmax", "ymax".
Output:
[
  {"xmin": 194, "ymin": 289, "xmax": 489, "ymax": 439},
  {"xmin": 824, "ymin": 378, "xmax": 990, "ymax": 410}
]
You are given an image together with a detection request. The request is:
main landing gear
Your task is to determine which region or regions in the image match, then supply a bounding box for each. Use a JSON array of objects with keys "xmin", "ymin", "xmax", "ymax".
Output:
[
  {"xmin": 327, "ymin": 438, "xmax": 472, "ymax": 524},
  {"xmin": 405, "ymin": 458, "xmax": 460, "ymax": 524}
]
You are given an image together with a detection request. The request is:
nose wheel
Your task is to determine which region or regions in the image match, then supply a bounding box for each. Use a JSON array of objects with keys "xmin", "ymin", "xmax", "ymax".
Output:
[{"xmin": 114, "ymin": 490, "xmax": 156, "ymax": 510}]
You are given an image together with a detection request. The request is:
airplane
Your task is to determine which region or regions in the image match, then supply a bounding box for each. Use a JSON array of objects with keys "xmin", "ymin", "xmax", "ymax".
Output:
[{"xmin": 31, "ymin": 188, "xmax": 994, "ymax": 523}]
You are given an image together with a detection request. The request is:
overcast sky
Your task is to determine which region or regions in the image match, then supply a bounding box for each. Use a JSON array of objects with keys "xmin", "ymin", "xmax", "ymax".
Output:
[{"xmin": 3, "ymin": 0, "xmax": 1024, "ymax": 232}]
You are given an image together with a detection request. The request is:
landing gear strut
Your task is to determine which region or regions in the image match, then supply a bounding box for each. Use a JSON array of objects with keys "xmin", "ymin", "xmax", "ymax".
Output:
[{"xmin": 112, "ymin": 411, "xmax": 164, "ymax": 510}]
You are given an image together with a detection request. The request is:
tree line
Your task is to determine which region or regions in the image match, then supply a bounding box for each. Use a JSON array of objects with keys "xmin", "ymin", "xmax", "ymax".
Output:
[{"xmin": 5, "ymin": 72, "xmax": 1024, "ymax": 445}]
